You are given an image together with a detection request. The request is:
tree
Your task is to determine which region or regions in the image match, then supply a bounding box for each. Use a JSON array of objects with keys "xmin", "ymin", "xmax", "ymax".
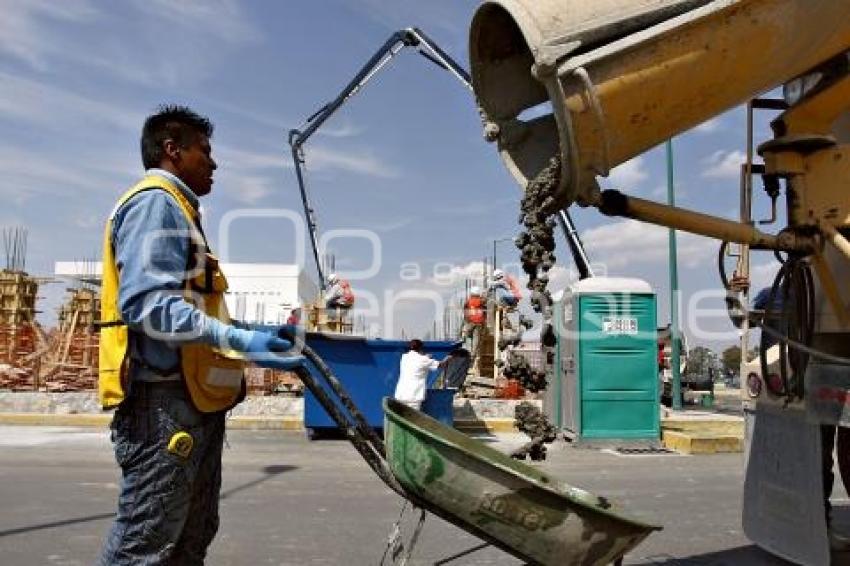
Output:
[
  {"xmin": 721, "ymin": 345, "xmax": 742, "ymax": 375},
  {"xmin": 687, "ymin": 346, "xmax": 718, "ymax": 376}
]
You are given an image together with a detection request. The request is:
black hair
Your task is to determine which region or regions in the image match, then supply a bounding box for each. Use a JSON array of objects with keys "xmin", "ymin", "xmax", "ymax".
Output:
[
  {"xmin": 140, "ymin": 105, "xmax": 214, "ymax": 169},
  {"xmin": 408, "ymin": 339, "xmax": 424, "ymax": 352}
]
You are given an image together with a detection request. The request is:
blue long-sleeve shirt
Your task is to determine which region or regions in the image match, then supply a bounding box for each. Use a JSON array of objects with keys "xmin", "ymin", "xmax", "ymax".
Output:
[
  {"xmin": 752, "ymin": 286, "xmax": 787, "ymax": 351},
  {"xmin": 112, "ymin": 168, "xmax": 228, "ymax": 380}
]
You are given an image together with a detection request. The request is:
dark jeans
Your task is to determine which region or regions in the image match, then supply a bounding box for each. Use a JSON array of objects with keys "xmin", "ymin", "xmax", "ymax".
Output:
[
  {"xmin": 821, "ymin": 425, "xmax": 850, "ymax": 526},
  {"xmin": 99, "ymin": 381, "xmax": 226, "ymax": 565}
]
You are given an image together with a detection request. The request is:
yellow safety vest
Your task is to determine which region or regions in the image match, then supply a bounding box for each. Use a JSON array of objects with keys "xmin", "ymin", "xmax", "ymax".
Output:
[{"xmin": 98, "ymin": 175, "xmax": 245, "ymax": 412}]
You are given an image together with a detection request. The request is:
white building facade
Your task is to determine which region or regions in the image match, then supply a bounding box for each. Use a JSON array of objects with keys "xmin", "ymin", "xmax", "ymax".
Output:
[{"xmin": 54, "ymin": 262, "xmax": 318, "ymax": 325}]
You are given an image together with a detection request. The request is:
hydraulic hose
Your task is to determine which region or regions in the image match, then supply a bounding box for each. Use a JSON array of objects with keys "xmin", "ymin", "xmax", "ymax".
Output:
[
  {"xmin": 759, "ymin": 255, "xmax": 814, "ymax": 403},
  {"xmin": 718, "ymin": 241, "xmax": 850, "ymax": 403}
]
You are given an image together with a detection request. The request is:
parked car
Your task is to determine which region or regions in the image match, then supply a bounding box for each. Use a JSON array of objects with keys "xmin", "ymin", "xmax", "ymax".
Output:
[{"xmin": 661, "ymin": 373, "xmax": 714, "ymax": 407}]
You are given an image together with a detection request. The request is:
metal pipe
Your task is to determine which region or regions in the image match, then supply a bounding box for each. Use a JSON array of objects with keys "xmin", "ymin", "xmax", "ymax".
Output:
[
  {"xmin": 738, "ymin": 101, "xmax": 755, "ymax": 395},
  {"xmin": 596, "ymin": 190, "xmax": 812, "ymax": 252},
  {"xmin": 821, "ymin": 223, "xmax": 850, "ymax": 263}
]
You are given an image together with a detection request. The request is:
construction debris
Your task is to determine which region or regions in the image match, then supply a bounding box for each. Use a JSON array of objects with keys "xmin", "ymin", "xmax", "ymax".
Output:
[
  {"xmin": 502, "ymin": 350, "xmax": 547, "ymax": 393},
  {"xmin": 245, "ymin": 367, "xmax": 303, "ymax": 396}
]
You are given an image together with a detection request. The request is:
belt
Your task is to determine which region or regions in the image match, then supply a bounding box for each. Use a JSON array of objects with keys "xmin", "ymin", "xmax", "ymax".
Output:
[
  {"xmin": 130, "ymin": 362, "xmax": 182, "ymax": 383},
  {"xmin": 132, "ymin": 380, "xmax": 184, "ymax": 390}
]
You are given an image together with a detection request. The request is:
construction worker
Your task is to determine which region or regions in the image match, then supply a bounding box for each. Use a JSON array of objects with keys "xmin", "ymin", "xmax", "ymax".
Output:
[
  {"xmin": 489, "ymin": 269, "xmax": 520, "ymax": 308},
  {"xmin": 97, "ymin": 105, "xmax": 305, "ymax": 565},
  {"xmin": 394, "ymin": 339, "xmax": 452, "ymax": 410},
  {"xmin": 324, "ymin": 273, "xmax": 354, "ymax": 309},
  {"xmin": 462, "ymin": 287, "xmax": 486, "ymax": 355},
  {"xmin": 286, "ymin": 306, "xmax": 302, "ymax": 326}
]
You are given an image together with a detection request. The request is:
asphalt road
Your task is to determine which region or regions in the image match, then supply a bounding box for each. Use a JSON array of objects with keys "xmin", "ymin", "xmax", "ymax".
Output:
[{"xmin": 0, "ymin": 425, "xmax": 843, "ymax": 565}]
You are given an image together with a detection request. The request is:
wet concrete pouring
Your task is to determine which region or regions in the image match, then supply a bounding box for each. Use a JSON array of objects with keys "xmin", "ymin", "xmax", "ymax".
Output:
[{"xmin": 507, "ymin": 156, "xmax": 562, "ymax": 461}]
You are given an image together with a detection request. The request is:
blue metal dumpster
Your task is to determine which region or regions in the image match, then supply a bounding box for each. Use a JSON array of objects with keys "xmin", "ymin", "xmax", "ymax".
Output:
[
  {"xmin": 422, "ymin": 388, "xmax": 455, "ymax": 427},
  {"xmin": 303, "ymin": 333, "xmax": 458, "ymax": 438}
]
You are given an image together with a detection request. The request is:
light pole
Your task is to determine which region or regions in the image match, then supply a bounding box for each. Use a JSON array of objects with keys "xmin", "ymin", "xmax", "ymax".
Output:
[
  {"xmin": 666, "ymin": 139, "xmax": 683, "ymax": 411},
  {"xmin": 492, "ymin": 237, "xmax": 514, "ymax": 273}
]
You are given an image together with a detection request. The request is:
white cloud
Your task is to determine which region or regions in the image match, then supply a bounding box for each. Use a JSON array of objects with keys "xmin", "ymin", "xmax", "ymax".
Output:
[
  {"xmin": 346, "ymin": 0, "xmax": 466, "ymax": 43},
  {"xmin": 219, "ymin": 143, "xmax": 400, "ymax": 180},
  {"xmin": 1, "ymin": 1, "xmax": 262, "ymax": 87},
  {"xmin": 701, "ymin": 150, "xmax": 746, "ymax": 179},
  {"xmin": 0, "ymin": 0, "xmax": 100, "ymax": 69},
  {"xmin": 582, "ymin": 219, "xmax": 717, "ymax": 270},
  {"xmin": 217, "ymin": 147, "xmax": 289, "ymax": 171},
  {"xmin": 431, "ymin": 196, "xmax": 517, "ymax": 217},
  {"xmin": 599, "ymin": 156, "xmax": 649, "ymax": 191},
  {"xmin": 693, "ymin": 118, "xmax": 722, "ymax": 134},
  {"xmin": 748, "ymin": 260, "xmax": 779, "ymax": 293},
  {"xmin": 0, "ymin": 72, "xmax": 139, "ymax": 132},
  {"xmin": 229, "ymin": 176, "xmax": 275, "ymax": 205},
  {"xmin": 0, "ymin": 144, "xmax": 124, "ymax": 202},
  {"xmin": 427, "ymin": 260, "xmax": 487, "ymax": 288},
  {"xmin": 319, "ymin": 122, "xmax": 365, "ymax": 139},
  {"xmin": 130, "ymin": 0, "xmax": 262, "ymax": 45},
  {"xmin": 649, "ymin": 182, "xmax": 686, "ymax": 200},
  {"xmin": 307, "ymin": 146, "xmax": 401, "ymax": 179},
  {"xmin": 369, "ymin": 217, "xmax": 415, "ymax": 234}
]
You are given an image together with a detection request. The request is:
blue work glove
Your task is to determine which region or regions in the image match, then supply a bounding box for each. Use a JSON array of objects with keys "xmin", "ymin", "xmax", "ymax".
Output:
[
  {"xmin": 242, "ymin": 323, "xmax": 303, "ymax": 342},
  {"xmin": 224, "ymin": 327, "xmax": 306, "ymax": 370},
  {"xmin": 225, "ymin": 327, "xmax": 293, "ymax": 355}
]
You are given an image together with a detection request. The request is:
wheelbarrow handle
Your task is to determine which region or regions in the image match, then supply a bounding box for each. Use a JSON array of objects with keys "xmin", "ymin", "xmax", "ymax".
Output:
[{"xmin": 292, "ymin": 346, "xmax": 405, "ymax": 497}]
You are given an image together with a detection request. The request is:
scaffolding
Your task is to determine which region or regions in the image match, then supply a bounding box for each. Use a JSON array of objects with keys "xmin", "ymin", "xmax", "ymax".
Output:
[
  {"xmin": 38, "ymin": 287, "xmax": 100, "ymax": 391},
  {"xmin": 0, "ymin": 269, "xmax": 46, "ymax": 390}
]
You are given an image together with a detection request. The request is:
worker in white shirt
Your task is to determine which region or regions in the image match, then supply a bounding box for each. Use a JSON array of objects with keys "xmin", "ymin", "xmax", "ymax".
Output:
[{"xmin": 394, "ymin": 339, "xmax": 452, "ymax": 410}]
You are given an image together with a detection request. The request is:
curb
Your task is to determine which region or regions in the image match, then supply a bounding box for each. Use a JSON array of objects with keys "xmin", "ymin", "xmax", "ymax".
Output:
[
  {"xmin": 662, "ymin": 430, "xmax": 743, "ymax": 454},
  {"xmin": 661, "ymin": 419, "xmax": 744, "ymax": 454},
  {"xmin": 454, "ymin": 418, "xmax": 517, "ymax": 434},
  {"xmin": 0, "ymin": 413, "xmax": 113, "ymax": 426}
]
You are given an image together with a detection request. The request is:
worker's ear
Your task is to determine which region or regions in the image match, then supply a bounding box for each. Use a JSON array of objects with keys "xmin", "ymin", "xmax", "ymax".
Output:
[{"xmin": 163, "ymin": 138, "xmax": 181, "ymax": 163}]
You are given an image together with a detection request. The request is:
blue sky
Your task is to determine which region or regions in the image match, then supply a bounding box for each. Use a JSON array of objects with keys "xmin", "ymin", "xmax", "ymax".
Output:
[{"xmin": 1, "ymin": 0, "xmax": 784, "ymax": 348}]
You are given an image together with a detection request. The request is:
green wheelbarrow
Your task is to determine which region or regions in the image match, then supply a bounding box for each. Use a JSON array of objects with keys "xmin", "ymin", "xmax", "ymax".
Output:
[{"xmin": 281, "ymin": 333, "xmax": 660, "ymax": 566}]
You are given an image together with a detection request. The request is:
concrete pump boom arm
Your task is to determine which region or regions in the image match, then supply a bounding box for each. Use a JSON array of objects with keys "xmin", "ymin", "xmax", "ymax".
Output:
[{"xmin": 288, "ymin": 28, "xmax": 471, "ymax": 289}]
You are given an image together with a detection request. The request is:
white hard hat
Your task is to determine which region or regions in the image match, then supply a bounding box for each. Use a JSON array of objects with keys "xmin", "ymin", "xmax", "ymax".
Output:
[
  {"xmin": 327, "ymin": 273, "xmax": 338, "ymax": 284},
  {"xmin": 470, "ymin": 286, "xmax": 482, "ymax": 295},
  {"xmin": 493, "ymin": 269, "xmax": 504, "ymax": 280}
]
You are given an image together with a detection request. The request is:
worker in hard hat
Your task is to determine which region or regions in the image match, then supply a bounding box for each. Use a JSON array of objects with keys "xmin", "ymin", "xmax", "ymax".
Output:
[
  {"xmin": 97, "ymin": 105, "xmax": 305, "ymax": 565},
  {"xmin": 489, "ymin": 269, "xmax": 521, "ymax": 308},
  {"xmin": 462, "ymin": 287, "xmax": 486, "ymax": 355},
  {"xmin": 324, "ymin": 273, "xmax": 354, "ymax": 309}
]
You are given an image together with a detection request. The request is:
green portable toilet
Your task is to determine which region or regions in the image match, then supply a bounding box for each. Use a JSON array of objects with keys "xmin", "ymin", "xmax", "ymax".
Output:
[{"xmin": 547, "ymin": 277, "xmax": 659, "ymax": 441}]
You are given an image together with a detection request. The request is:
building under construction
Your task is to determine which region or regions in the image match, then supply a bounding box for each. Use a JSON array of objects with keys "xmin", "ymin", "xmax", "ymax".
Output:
[{"xmin": 0, "ymin": 228, "xmax": 47, "ymax": 390}]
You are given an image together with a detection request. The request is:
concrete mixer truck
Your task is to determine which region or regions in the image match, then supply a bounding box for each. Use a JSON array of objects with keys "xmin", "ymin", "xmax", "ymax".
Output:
[{"xmin": 468, "ymin": 1, "xmax": 850, "ymax": 563}]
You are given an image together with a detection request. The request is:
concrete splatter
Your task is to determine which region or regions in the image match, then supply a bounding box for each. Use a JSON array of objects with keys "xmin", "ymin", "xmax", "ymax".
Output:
[{"xmin": 510, "ymin": 402, "xmax": 557, "ymax": 461}]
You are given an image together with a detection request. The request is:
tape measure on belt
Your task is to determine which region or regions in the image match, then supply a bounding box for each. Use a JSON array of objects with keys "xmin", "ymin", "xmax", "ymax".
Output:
[{"xmin": 167, "ymin": 431, "xmax": 194, "ymax": 458}]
